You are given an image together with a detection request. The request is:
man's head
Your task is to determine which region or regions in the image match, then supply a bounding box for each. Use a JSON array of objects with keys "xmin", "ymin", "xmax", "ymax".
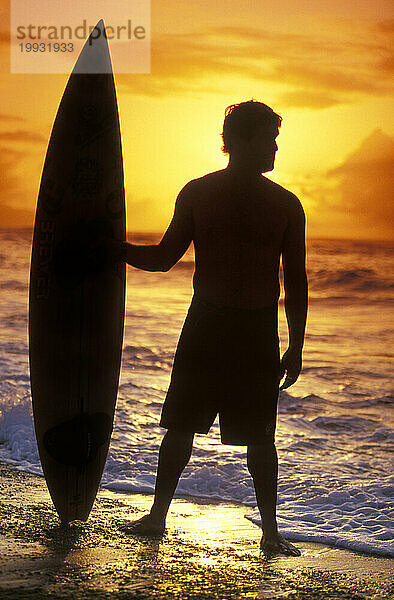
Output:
[{"xmin": 221, "ymin": 100, "xmax": 282, "ymax": 173}]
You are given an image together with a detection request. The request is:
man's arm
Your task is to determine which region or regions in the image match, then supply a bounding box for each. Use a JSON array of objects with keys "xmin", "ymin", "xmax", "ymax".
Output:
[
  {"xmin": 122, "ymin": 182, "xmax": 194, "ymax": 272},
  {"xmin": 280, "ymin": 193, "xmax": 308, "ymax": 389}
]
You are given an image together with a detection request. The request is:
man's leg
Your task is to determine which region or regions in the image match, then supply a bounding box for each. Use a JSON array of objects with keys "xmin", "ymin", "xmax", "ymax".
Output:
[
  {"xmin": 122, "ymin": 429, "xmax": 194, "ymax": 534},
  {"xmin": 150, "ymin": 429, "xmax": 194, "ymax": 523},
  {"xmin": 247, "ymin": 440, "xmax": 301, "ymax": 556}
]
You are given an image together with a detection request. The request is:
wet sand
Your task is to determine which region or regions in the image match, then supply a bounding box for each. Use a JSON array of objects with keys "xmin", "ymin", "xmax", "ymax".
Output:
[{"xmin": 0, "ymin": 464, "xmax": 392, "ymax": 599}]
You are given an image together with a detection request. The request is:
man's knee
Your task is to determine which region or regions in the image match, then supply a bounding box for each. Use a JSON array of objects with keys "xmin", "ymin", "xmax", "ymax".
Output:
[
  {"xmin": 247, "ymin": 438, "xmax": 276, "ymax": 453},
  {"xmin": 164, "ymin": 429, "xmax": 194, "ymax": 447},
  {"xmin": 247, "ymin": 438, "xmax": 277, "ymax": 472}
]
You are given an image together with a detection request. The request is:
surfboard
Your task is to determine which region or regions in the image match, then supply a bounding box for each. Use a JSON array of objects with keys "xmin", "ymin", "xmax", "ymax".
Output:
[{"xmin": 29, "ymin": 21, "xmax": 126, "ymax": 523}]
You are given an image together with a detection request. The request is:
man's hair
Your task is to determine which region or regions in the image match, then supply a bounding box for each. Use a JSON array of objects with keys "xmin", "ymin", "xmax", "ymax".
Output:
[{"xmin": 221, "ymin": 99, "xmax": 282, "ymax": 155}]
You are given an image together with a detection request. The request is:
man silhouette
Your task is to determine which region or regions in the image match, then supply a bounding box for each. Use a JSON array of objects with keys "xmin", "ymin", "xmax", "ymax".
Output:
[{"xmin": 117, "ymin": 100, "xmax": 308, "ymax": 556}]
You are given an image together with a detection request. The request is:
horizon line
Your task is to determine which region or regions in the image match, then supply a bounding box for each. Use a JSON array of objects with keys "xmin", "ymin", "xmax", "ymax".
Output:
[{"xmin": 0, "ymin": 225, "xmax": 392, "ymax": 244}]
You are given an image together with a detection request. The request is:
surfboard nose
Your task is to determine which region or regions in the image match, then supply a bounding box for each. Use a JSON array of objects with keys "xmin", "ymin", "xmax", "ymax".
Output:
[
  {"xmin": 73, "ymin": 18, "xmax": 112, "ymax": 74},
  {"xmin": 93, "ymin": 19, "xmax": 106, "ymax": 36}
]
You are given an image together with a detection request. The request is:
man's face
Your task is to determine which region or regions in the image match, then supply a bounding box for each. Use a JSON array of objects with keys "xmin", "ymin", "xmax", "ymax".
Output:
[
  {"xmin": 247, "ymin": 124, "xmax": 279, "ymax": 173},
  {"xmin": 231, "ymin": 124, "xmax": 279, "ymax": 173}
]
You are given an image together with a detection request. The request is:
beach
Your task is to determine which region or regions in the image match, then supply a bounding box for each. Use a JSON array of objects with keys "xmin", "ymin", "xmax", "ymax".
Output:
[{"xmin": 0, "ymin": 463, "xmax": 393, "ymax": 600}]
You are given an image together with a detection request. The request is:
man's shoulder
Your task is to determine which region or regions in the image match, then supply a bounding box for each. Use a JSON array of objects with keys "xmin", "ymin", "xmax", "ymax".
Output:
[
  {"xmin": 175, "ymin": 172, "xmax": 223, "ymax": 211},
  {"xmin": 182, "ymin": 170, "xmax": 224, "ymax": 191},
  {"xmin": 262, "ymin": 176, "xmax": 304, "ymax": 216},
  {"xmin": 262, "ymin": 176, "xmax": 299, "ymax": 203}
]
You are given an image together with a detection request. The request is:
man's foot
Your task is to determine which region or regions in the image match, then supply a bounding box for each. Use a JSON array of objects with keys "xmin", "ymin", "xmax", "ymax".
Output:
[
  {"xmin": 118, "ymin": 514, "xmax": 166, "ymax": 536},
  {"xmin": 260, "ymin": 532, "xmax": 301, "ymax": 557}
]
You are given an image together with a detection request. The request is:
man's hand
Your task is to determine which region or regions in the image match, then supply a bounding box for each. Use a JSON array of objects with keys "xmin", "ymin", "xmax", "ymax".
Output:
[
  {"xmin": 100, "ymin": 237, "xmax": 124, "ymax": 263},
  {"xmin": 279, "ymin": 347, "xmax": 302, "ymax": 389}
]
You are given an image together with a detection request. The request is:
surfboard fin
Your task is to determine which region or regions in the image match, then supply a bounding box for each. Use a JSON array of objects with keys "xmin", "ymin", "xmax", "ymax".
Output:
[{"xmin": 43, "ymin": 412, "xmax": 112, "ymax": 466}]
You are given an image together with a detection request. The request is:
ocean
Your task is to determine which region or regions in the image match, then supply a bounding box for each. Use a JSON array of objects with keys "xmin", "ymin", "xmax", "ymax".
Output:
[{"xmin": 0, "ymin": 228, "xmax": 392, "ymax": 557}]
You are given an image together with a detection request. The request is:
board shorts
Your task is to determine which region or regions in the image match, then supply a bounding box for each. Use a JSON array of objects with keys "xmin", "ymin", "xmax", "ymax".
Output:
[{"xmin": 160, "ymin": 295, "xmax": 280, "ymax": 445}]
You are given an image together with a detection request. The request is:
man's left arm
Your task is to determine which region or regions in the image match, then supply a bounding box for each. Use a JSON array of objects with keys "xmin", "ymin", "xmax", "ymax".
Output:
[
  {"xmin": 280, "ymin": 193, "xmax": 308, "ymax": 389},
  {"xmin": 121, "ymin": 181, "xmax": 195, "ymax": 272}
]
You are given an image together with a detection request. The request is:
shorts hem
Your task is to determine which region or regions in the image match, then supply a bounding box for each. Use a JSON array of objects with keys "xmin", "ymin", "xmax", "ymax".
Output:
[
  {"xmin": 159, "ymin": 420, "xmax": 210, "ymax": 435},
  {"xmin": 220, "ymin": 432, "xmax": 276, "ymax": 446},
  {"xmin": 159, "ymin": 420, "xmax": 276, "ymax": 446}
]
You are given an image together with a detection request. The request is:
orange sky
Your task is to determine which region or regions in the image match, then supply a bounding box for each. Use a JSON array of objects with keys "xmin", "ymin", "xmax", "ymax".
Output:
[{"xmin": 0, "ymin": 0, "xmax": 393, "ymax": 239}]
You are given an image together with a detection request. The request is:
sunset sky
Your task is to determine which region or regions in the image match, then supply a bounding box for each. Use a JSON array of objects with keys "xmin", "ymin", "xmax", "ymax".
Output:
[{"xmin": 0, "ymin": 0, "xmax": 393, "ymax": 240}]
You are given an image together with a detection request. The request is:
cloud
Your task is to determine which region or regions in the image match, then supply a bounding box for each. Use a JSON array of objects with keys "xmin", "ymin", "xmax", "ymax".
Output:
[
  {"xmin": 0, "ymin": 114, "xmax": 23, "ymax": 123},
  {"xmin": 0, "ymin": 112, "xmax": 45, "ymax": 226},
  {"xmin": 0, "ymin": 129, "xmax": 46, "ymax": 143},
  {"xmin": 277, "ymin": 90, "xmax": 348, "ymax": 109},
  {"xmin": 374, "ymin": 20, "xmax": 394, "ymax": 75},
  {"xmin": 0, "ymin": 144, "xmax": 32, "ymax": 227},
  {"xmin": 0, "ymin": 0, "xmax": 9, "ymax": 46},
  {"xmin": 375, "ymin": 19, "xmax": 394, "ymax": 35},
  {"xmin": 0, "ymin": 145, "xmax": 23, "ymax": 195},
  {"xmin": 0, "ymin": 202, "xmax": 33, "ymax": 228},
  {"xmin": 304, "ymin": 129, "xmax": 394, "ymax": 240},
  {"xmin": 378, "ymin": 55, "xmax": 394, "ymax": 74},
  {"xmin": 0, "ymin": 178, "xmax": 34, "ymax": 227},
  {"xmin": 0, "ymin": 114, "xmax": 45, "ymax": 144},
  {"xmin": 327, "ymin": 129, "xmax": 394, "ymax": 226},
  {"xmin": 117, "ymin": 23, "xmax": 394, "ymax": 108}
]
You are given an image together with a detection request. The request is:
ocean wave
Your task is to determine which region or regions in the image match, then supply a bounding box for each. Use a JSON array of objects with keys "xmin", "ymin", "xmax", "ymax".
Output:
[
  {"xmin": 0, "ymin": 396, "xmax": 41, "ymax": 474},
  {"xmin": 311, "ymin": 415, "xmax": 378, "ymax": 432},
  {"xmin": 0, "ymin": 280, "xmax": 27, "ymax": 292},
  {"xmin": 0, "ymin": 340, "xmax": 28, "ymax": 356},
  {"xmin": 277, "ymin": 391, "xmax": 324, "ymax": 414},
  {"xmin": 246, "ymin": 475, "xmax": 394, "ymax": 557},
  {"xmin": 122, "ymin": 345, "xmax": 173, "ymax": 370},
  {"xmin": 344, "ymin": 394, "xmax": 393, "ymax": 409},
  {"xmin": 309, "ymin": 267, "xmax": 393, "ymax": 292}
]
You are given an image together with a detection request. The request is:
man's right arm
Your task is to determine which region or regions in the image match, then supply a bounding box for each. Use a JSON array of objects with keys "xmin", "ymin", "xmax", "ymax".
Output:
[
  {"xmin": 280, "ymin": 193, "xmax": 308, "ymax": 389},
  {"xmin": 120, "ymin": 181, "xmax": 195, "ymax": 272}
]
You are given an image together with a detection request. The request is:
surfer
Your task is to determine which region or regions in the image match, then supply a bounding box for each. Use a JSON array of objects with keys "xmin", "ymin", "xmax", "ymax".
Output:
[{"xmin": 115, "ymin": 100, "xmax": 308, "ymax": 557}]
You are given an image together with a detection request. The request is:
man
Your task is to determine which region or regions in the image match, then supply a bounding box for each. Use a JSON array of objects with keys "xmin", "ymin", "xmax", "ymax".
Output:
[{"xmin": 117, "ymin": 100, "xmax": 308, "ymax": 557}]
